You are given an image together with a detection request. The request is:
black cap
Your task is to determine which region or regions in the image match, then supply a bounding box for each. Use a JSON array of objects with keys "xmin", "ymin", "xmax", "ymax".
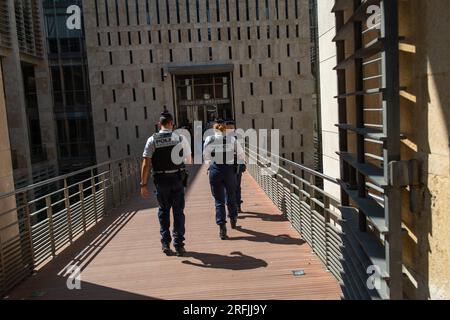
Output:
[
  {"xmin": 215, "ymin": 119, "xmax": 225, "ymax": 124},
  {"xmin": 225, "ymin": 119, "xmax": 236, "ymax": 125},
  {"xmin": 160, "ymin": 111, "xmax": 173, "ymax": 123}
]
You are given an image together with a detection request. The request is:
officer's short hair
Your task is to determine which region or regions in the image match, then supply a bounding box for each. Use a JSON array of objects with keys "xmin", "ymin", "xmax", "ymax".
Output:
[{"xmin": 160, "ymin": 111, "xmax": 174, "ymax": 126}]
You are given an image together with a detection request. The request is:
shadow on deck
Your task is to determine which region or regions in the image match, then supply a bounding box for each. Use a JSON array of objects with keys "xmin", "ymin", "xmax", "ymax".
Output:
[{"xmin": 5, "ymin": 166, "xmax": 342, "ymax": 300}]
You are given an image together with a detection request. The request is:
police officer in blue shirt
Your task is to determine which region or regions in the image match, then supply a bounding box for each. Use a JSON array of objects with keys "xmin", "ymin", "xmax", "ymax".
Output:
[
  {"xmin": 140, "ymin": 111, "xmax": 192, "ymax": 256},
  {"xmin": 204, "ymin": 120, "xmax": 245, "ymax": 240}
]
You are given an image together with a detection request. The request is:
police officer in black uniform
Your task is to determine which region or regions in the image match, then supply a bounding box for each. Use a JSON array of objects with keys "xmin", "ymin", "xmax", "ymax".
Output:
[{"xmin": 140, "ymin": 111, "xmax": 192, "ymax": 256}]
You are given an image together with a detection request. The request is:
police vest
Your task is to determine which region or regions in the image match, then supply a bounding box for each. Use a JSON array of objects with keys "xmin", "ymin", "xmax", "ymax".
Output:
[
  {"xmin": 151, "ymin": 132, "xmax": 185, "ymax": 172},
  {"xmin": 206, "ymin": 135, "xmax": 238, "ymax": 165}
]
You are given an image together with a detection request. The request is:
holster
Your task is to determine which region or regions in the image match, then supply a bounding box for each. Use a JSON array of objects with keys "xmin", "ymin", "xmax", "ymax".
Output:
[
  {"xmin": 180, "ymin": 170, "xmax": 189, "ymax": 187},
  {"xmin": 152, "ymin": 172, "xmax": 160, "ymax": 187}
]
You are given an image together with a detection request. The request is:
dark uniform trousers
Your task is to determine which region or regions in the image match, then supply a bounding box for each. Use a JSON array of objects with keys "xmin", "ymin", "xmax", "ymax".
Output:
[
  {"xmin": 155, "ymin": 172, "xmax": 186, "ymax": 248},
  {"xmin": 209, "ymin": 164, "xmax": 238, "ymax": 226}
]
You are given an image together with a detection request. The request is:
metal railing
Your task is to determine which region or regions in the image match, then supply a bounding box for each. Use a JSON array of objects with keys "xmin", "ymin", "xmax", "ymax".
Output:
[
  {"xmin": 0, "ymin": 157, "xmax": 141, "ymax": 297},
  {"xmin": 246, "ymin": 146, "xmax": 388, "ymax": 300}
]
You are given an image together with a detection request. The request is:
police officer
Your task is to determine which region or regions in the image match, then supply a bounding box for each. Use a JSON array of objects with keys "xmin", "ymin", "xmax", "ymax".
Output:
[
  {"xmin": 140, "ymin": 111, "xmax": 192, "ymax": 256},
  {"xmin": 225, "ymin": 120, "xmax": 246, "ymax": 213},
  {"xmin": 204, "ymin": 120, "xmax": 245, "ymax": 240}
]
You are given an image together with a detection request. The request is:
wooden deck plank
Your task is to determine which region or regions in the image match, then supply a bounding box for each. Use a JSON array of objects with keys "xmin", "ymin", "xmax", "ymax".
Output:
[{"xmin": 5, "ymin": 166, "xmax": 342, "ymax": 300}]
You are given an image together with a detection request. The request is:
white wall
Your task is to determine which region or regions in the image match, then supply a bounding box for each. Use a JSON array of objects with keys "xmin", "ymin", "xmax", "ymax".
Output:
[{"xmin": 317, "ymin": 0, "xmax": 341, "ymax": 199}]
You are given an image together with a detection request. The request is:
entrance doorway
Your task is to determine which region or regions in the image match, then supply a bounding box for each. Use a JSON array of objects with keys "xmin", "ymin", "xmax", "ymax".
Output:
[{"xmin": 174, "ymin": 73, "xmax": 234, "ymax": 133}]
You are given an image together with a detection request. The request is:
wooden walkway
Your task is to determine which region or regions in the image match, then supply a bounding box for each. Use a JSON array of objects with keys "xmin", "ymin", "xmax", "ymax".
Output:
[{"xmin": 6, "ymin": 166, "xmax": 342, "ymax": 300}]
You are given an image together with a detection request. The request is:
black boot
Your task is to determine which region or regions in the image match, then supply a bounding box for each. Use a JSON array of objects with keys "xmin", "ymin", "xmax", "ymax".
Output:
[
  {"xmin": 219, "ymin": 224, "xmax": 228, "ymax": 240},
  {"xmin": 162, "ymin": 243, "xmax": 171, "ymax": 256},
  {"xmin": 230, "ymin": 218, "xmax": 238, "ymax": 229},
  {"xmin": 175, "ymin": 246, "xmax": 186, "ymax": 257}
]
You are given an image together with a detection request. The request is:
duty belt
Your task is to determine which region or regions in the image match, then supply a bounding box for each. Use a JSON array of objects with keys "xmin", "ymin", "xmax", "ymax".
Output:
[{"xmin": 153, "ymin": 169, "xmax": 185, "ymax": 174}]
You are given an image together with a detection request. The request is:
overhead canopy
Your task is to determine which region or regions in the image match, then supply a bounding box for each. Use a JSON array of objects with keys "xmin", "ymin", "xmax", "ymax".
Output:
[{"xmin": 167, "ymin": 63, "xmax": 234, "ymax": 75}]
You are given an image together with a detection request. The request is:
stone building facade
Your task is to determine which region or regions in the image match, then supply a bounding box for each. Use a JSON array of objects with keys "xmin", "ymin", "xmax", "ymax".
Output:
[{"xmin": 83, "ymin": 0, "xmax": 317, "ymax": 166}]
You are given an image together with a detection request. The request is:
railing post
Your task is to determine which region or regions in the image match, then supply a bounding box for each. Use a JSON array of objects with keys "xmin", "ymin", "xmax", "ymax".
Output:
[
  {"xmin": 0, "ymin": 233, "xmax": 4, "ymax": 289},
  {"xmin": 91, "ymin": 169, "xmax": 98, "ymax": 223},
  {"xmin": 309, "ymin": 175, "xmax": 316, "ymax": 252},
  {"xmin": 101, "ymin": 174, "xmax": 107, "ymax": 216},
  {"xmin": 109, "ymin": 163, "xmax": 117, "ymax": 208},
  {"xmin": 79, "ymin": 183, "xmax": 87, "ymax": 232},
  {"xmin": 46, "ymin": 196, "xmax": 56, "ymax": 257},
  {"xmin": 23, "ymin": 197, "xmax": 35, "ymax": 270},
  {"xmin": 324, "ymin": 196, "xmax": 331, "ymax": 271},
  {"xmin": 63, "ymin": 178, "xmax": 73, "ymax": 244}
]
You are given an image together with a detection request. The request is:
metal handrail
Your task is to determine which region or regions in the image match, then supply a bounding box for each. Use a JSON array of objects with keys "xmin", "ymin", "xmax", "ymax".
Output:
[
  {"xmin": 0, "ymin": 157, "xmax": 134, "ymax": 201},
  {"xmin": 244, "ymin": 146, "xmax": 388, "ymax": 300},
  {"xmin": 0, "ymin": 157, "xmax": 141, "ymax": 297},
  {"xmin": 246, "ymin": 144, "xmax": 339, "ymax": 184}
]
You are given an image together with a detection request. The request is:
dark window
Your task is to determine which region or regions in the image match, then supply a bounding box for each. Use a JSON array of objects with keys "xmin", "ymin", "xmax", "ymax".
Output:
[
  {"xmin": 176, "ymin": 0, "xmax": 181, "ymax": 23},
  {"xmin": 285, "ymin": 0, "xmax": 289, "ymax": 19},
  {"xmin": 186, "ymin": 0, "xmax": 191, "ymax": 22},
  {"xmin": 166, "ymin": 0, "xmax": 171, "ymax": 23},
  {"xmin": 216, "ymin": 0, "xmax": 220, "ymax": 21},
  {"xmin": 255, "ymin": 0, "xmax": 260, "ymax": 20}
]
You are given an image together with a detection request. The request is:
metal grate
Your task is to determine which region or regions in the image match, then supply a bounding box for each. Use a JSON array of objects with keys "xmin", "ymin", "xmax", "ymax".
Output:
[
  {"xmin": 332, "ymin": 0, "xmax": 403, "ymax": 299},
  {"xmin": 0, "ymin": 0, "xmax": 12, "ymax": 48},
  {"xmin": 0, "ymin": 157, "xmax": 141, "ymax": 297},
  {"xmin": 245, "ymin": 146, "xmax": 390, "ymax": 299},
  {"xmin": 13, "ymin": 0, "xmax": 43, "ymax": 57}
]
